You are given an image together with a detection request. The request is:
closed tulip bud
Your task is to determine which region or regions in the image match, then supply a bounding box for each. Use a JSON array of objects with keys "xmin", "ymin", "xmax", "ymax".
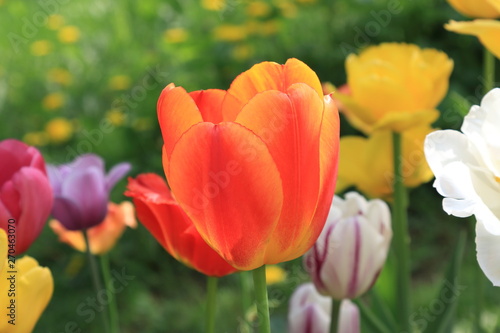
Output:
[
  {"xmin": 288, "ymin": 283, "xmax": 360, "ymax": 333},
  {"xmin": 304, "ymin": 192, "xmax": 392, "ymax": 300},
  {"xmin": 0, "ymin": 139, "xmax": 53, "ymax": 254},
  {"xmin": 47, "ymin": 154, "xmax": 131, "ymax": 230}
]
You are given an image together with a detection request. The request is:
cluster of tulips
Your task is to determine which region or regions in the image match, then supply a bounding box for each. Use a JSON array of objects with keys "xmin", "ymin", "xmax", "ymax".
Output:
[{"xmin": 2, "ymin": 0, "xmax": 500, "ymax": 332}]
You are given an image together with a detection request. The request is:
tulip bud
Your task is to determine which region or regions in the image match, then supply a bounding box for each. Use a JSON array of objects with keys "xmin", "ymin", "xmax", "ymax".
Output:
[
  {"xmin": 304, "ymin": 192, "xmax": 392, "ymax": 300},
  {"xmin": 288, "ymin": 283, "xmax": 360, "ymax": 333}
]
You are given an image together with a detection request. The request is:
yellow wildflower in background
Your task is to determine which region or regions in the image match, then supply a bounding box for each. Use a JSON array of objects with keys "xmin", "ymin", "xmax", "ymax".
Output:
[
  {"xmin": 106, "ymin": 109, "xmax": 127, "ymax": 126},
  {"xmin": 30, "ymin": 40, "xmax": 52, "ymax": 56},
  {"xmin": 202, "ymin": 0, "xmax": 225, "ymax": 11},
  {"xmin": 213, "ymin": 24, "xmax": 248, "ymax": 42},
  {"xmin": 446, "ymin": 20, "xmax": 500, "ymax": 59},
  {"xmin": 108, "ymin": 75, "xmax": 132, "ymax": 90},
  {"xmin": 58, "ymin": 26, "xmax": 80, "ymax": 43},
  {"xmin": 23, "ymin": 132, "xmax": 49, "ymax": 147},
  {"xmin": 336, "ymin": 126, "xmax": 434, "ymax": 200},
  {"xmin": 0, "ymin": 229, "xmax": 54, "ymax": 333},
  {"xmin": 247, "ymin": 1, "xmax": 272, "ymax": 17},
  {"xmin": 163, "ymin": 28, "xmax": 189, "ymax": 44},
  {"xmin": 336, "ymin": 43, "xmax": 453, "ymax": 134},
  {"xmin": 45, "ymin": 117, "xmax": 74, "ymax": 143},
  {"xmin": 132, "ymin": 117, "xmax": 152, "ymax": 131},
  {"xmin": 231, "ymin": 44, "xmax": 254, "ymax": 60},
  {"xmin": 47, "ymin": 68, "xmax": 72, "ymax": 86},
  {"xmin": 47, "ymin": 14, "xmax": 65, "ymax": 30},
  {"xmin": 42, "ymin": 92, "xmax": 64, "ymax": 110},
  {"xmin": 257, "ymin": 20, "xmax": 279, "ymax": 36},
  {"xmin": 276, "ymin": 1, "xmax": 297, "ymax": 18},
  {"xmin": 266, "ymin": 265, "xmax": 287, "ymax": 285},
  {"xmin": 446, "ymin": 0, "xmax": 500, "ymax": 18}
]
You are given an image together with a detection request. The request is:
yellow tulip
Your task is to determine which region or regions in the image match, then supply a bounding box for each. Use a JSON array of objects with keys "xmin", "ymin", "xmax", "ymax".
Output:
[
  {"xmin": 446, "ymin": 0, "xmax": 500, "ymax": 19},
  {"xmin": 336, "ymin": 126, "xmax": 434, "ymax": 200},
  {"xmin": 336, "ymin": 43, "xmax": 453, "ymax": 134},
  {"xmin": 446, "ymin": 20, "xmax": 500, "ymax": 59},
  {"xmin": 50, "ymin": 201, "xmax": 137, "ymax": 255},
  {"xmin": 0, "ymin": 229, "xmax": 53, "ymax": 332}
]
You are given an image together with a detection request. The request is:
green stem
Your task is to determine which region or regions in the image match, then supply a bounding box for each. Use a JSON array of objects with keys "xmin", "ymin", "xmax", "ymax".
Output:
[
  {"xmin": 206, "ymin": 276, "xmax": 218, "ymax": 333},
  {"xmin": 483, "ymin": 48, "xmax": 495, "ymax": 94},
  {"xmin": 252, "ymin": 265, "xmax": 271, "ymax": 333},
  {"xmin": 240, "ymin": 271, "xmax": 252, "ymax": 332},
  {"xmin": 329, "ymin": 299, "xmax": 341, "ymax": 333},
  {"xmin": 392, "ymin": 132, "xmax": 411, "ymax": 332},
  {"xmin": 100, "ymin": 253, "xmax": 119, "ymax": 333},
  {"xmin": 83, "ymin": 231, "xmax": 110, "ymax": 333}
]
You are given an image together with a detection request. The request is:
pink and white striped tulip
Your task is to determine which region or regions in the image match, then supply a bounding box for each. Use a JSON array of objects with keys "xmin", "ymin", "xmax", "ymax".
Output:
[
  {"xmin": 288, "ymin": 283, "xmax": 360, "ymax": 333},
  {"xmin": 304, "ymin": 192, "xmax": 392, "ymax": 299}
]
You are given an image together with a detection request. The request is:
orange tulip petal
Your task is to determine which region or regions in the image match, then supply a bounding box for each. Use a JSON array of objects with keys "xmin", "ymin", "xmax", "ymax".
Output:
[
  {"xmin": 235, "ymin": 83, "xmax": 322, "ymax": 261},
  {"xmin": 296, "ymin": 94, "xmax": 340, "ymax": 255},
  {"xmin": 189, "ymin": 89, "xmax": 226, "ymax": 123},
  {"xmin": 126, "ymin": 174, "xmax": 236, "ymax": 277},
  {"xmin": 227, "ymin": 58, "xmax": 323, "ymax": 108},
  {"xmin": 168, "ymin": 122, "xmax": 284, "ymax": 270},
  {"xmin": 157, "ymin": 84, "xmax": 203, "ymax": 162}
]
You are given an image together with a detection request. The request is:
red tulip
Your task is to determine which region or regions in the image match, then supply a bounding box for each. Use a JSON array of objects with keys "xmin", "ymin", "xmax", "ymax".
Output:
[
  {"xmin": 0, "ymin": 139, "xmax": 53, "ymax": 254},
  {"xmin": 158, "ymin": 58, "xmax": 340, "ymax": 270},
  {"xmin": 125, "ymin": 173, "xmax": 237, "ymax": 277}
]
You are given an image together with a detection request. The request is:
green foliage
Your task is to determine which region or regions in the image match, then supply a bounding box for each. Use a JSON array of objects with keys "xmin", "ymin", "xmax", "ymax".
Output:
[{"xmin": 2, "ymin": 0, "xmax": 500, "ymax": 331}]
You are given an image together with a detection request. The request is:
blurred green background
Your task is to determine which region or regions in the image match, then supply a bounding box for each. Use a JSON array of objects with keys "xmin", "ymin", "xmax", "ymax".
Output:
[{"xmin": 2, "ymin": 0, "xmax": 500, "ymax": 331}]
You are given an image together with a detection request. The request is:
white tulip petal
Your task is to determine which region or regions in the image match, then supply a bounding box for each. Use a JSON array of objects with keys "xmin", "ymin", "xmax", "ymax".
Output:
[
  {"xmin": 424, "ymin": 130, "xmax": 476, "ymax": 176},
  {"xmin": 476, "ymin": 219, "xmax": 500, "ymax": 286},
  {"xmin": 338, "ymin": 300, "xmax": 360, "ymax": 333}
]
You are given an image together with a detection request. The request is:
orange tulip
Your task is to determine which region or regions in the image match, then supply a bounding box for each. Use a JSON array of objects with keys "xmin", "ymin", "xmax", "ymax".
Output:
[
  {"xmin": 125, "ymin": 173, "xmax": 237, "ymax": 277},
  {"xmin": 158, "ymin": 58, "xmax": 340, "ymax": 270},
  {"xmin": 49, "ymin": 201, "xmax": 137, "ymax": 255}
]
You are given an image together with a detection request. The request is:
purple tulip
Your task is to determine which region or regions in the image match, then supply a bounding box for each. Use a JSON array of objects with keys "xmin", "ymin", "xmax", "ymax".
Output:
[
  {"xmin": 304, "ymin": 192, "xmax": 392, "ymax": 300},
  {"xmin": 47, "ymin": 154, "xmax": 131, "ymax": 230},
  {"xmin": 0, "ymin": 139, "xmax": 53, "ymax": 254},
  {"xmin": 288, "ymin": 283, "xmax": 360, "ymax": 333}
]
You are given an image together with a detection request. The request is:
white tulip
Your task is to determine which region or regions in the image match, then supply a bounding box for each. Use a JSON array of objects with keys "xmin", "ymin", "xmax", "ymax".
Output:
[{"xmin": 424, "ymin": 88, "xmax": 500, "ymax": 285}]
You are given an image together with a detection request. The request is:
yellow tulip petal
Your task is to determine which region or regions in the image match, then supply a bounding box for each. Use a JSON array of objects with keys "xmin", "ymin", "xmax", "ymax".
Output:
[
  {"xmin": 342, "ymin": 43, "xmax": 452, "ymax": 134},
  {"xmin": 337, "ymin": 126, "xmax": 433, "ymax": 199},
  {"xmin": 447, "ymin": 0, "xmax": 500, "ymax": 18},
  {"xmin": 445, "ymin": 20, "xmax": 500, "ymax": 59},
  {"xmin": 0, "ymin": 229, "xmax": 6, "ymax": 273},
  {"xmin": 372, "ymin": 109, "xmax": 439, "ymax": 133},
  {"xmin": 0, "ymin": 256, "xmax": 53, "ymax": 332}
]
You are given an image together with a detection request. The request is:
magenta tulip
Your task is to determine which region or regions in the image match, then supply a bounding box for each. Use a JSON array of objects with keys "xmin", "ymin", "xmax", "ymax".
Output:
[{"xmin": 0, "ymin": 139, "xmax": 53, "ymax": 254}]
